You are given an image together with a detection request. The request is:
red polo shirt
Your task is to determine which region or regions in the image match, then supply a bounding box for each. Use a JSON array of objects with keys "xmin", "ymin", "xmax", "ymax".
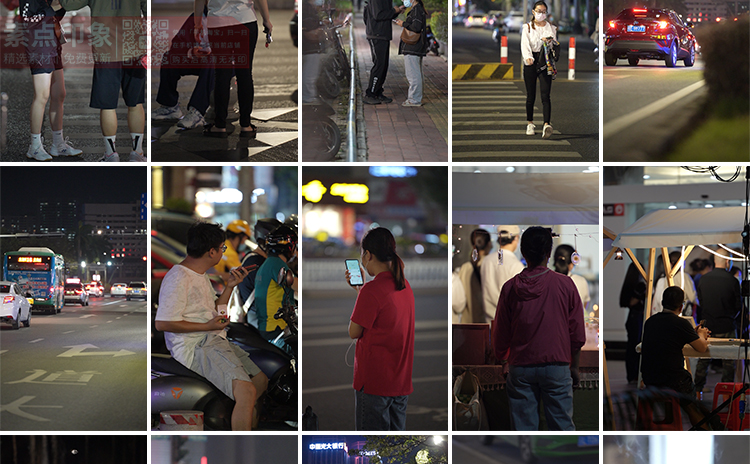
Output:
[{"xmin": 351, "ymin": 272, "xmax": 415, "ymax": 396}]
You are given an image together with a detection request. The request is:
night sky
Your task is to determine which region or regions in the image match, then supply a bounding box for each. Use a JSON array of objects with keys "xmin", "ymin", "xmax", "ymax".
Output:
[{"xmin": 0, "ymin": 166, "xmax": 147, "ymax": 216}]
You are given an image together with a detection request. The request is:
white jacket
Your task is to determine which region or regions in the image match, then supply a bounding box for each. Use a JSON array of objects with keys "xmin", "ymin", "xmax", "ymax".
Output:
[{"xmin": 480, "ymin": 249, "xmax": 524, "ymax": 323}]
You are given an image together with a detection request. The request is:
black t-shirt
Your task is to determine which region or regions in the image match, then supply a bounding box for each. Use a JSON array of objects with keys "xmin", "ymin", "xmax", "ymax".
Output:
[{"xmin": 641, "ymin": 311, "xmax": 699, "ymax": 387}]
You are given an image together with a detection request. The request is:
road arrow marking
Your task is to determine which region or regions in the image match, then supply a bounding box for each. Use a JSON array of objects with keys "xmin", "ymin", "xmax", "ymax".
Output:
[{"xmin": 57, "ymin": 344, "xmax": 136, "ymax": 358}]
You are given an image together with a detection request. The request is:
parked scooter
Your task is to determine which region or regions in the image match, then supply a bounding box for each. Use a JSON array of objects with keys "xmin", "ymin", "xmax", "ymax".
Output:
[
  {"xmin": 425, "ymin": 25, "xmax": 440, "ymax": 56},
  {"xmin": 151, "ymin": 268, "xmax": 297, "ymax": 431}
]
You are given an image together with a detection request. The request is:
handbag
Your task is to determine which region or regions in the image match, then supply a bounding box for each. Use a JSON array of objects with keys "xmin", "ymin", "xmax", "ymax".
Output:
[
  {"xmin": 401, "ymin": 27, "xmax": 420, "ymax": 45},
  {"xmin": 453, "ymin": 370, "xmax": 488, "ymax": 430}
]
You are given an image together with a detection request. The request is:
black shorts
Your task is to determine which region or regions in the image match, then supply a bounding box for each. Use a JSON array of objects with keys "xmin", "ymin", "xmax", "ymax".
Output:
[
  {"xmin": 25, "ymin": 24, "xmax": 63, "ymax": 75},
  {"xmin": 90, "ymin": 59, "xmax": 146, "ymax": 109}
]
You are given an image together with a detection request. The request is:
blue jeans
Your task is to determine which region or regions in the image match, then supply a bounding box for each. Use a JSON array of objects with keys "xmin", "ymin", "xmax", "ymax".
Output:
[
  {"xmin": 507, "ymin": 364, "xmax": 575, "ymax": 431},
  {"xmin": 355, "ymin": 389, "xmax": 408, "ymax": 431}
]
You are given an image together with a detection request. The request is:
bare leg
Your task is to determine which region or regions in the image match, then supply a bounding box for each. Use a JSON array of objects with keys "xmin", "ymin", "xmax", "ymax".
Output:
[
  {"xmin": 100, "ymin": 109, "xmax": 118, "ymax": 136},
  {"xmin": 127, "ymin": 103, "xmax": 145, "ymax": 133},
  {"xmin": 49, "ymin": 69, "xmax": 66, "ymax": 131},
  {"xmin": 30, "ymin": 73, "xmax": 52, "ymax": 134},
  {"xmin": 231, "ymin": 379, "xmax": 257, "ymax": 431}
]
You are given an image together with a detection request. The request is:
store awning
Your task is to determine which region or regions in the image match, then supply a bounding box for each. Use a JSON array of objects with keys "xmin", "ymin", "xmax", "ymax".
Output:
[
  {"xmin": 612, "ymin": 206, "xmax": 746, "ymax": 249},
  {"xmin": 452, "ymin": 173, "xmax": 598, "ymax": 225}
]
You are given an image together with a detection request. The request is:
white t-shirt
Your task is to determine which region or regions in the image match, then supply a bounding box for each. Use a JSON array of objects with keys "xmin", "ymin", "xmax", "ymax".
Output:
[
  {"xmin": 570, "ymin": 273, "xmax": 591, "ymax": 313},
  {"xmin": 651, "ymin": 272, "xmax": 697, "ymax": 314},
  {"xmin": 480, "ymin": 250, "xmax": 525, "ymax": 323},
  {"xmin": 155, "ymin": 264, "xmax": 224, "ymax": 367},
  {"xmin": 206, "ymin": 0, "xmax": 257, "ymax": 28},
  {"xmin": 521, "ymin": 21, "xmax": 557, "ymax": 63}
]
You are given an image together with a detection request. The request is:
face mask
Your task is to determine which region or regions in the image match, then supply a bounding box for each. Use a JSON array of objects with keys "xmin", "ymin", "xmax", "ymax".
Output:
[
  {"xmin": 534, "ymin": 11, "xmax": 546, "ymax": 21},
  {"xmin": 404, "ymin": 0, "xmax": 412, "ymax": 7}
]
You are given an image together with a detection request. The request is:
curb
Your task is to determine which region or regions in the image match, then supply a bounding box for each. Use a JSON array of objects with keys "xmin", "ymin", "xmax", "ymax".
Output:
[{"xmin": 452, "ymin": 63, "xmax": 514, "ymax": 81}]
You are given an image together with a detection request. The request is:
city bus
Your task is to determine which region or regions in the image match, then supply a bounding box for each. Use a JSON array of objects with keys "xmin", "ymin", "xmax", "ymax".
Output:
[{"xmin": 4, "ymin": 247, "xmax": 65, "ymax": 313}]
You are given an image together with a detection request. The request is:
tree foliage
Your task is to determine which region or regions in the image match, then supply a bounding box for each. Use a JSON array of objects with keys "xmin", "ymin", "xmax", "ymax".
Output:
[{"xmin": 348, "ymin": 436, "xmax": 447, "ymax": 464}]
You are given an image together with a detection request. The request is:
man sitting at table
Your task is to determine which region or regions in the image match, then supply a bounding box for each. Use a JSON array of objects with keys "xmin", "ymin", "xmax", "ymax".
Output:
[{"xmin": 641, "ymin": 285, "xmax": 720, "ymax": 429}]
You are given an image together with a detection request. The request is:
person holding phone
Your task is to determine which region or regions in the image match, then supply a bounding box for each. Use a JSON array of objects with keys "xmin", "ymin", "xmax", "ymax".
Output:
[
  {"xmin": 521, "ymin": 0, "xmax": 557, "ymax": 139},
  {"xmin": 345, "ymin": 227, "xmax": 415, "ymax": 430}
]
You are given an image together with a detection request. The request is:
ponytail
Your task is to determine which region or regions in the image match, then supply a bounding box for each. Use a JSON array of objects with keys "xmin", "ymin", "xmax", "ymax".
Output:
[{"xmin": 361, "ymin": 227, "xmax": 407, "ymax": 291}]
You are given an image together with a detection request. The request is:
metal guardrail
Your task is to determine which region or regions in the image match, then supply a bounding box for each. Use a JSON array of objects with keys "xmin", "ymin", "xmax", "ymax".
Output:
[
  {"xmin": 302, "ymin": 258, "xmax": 447, "ymax": 290},
  {"xmin": 346, "ymin": 21, "xmax": 357, "ymax": 162}
]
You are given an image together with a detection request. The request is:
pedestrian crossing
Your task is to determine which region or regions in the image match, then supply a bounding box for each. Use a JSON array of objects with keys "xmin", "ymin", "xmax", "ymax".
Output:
[{"xmin": 452, "ymin": 81, "xmax": 583, "ymax": 160}]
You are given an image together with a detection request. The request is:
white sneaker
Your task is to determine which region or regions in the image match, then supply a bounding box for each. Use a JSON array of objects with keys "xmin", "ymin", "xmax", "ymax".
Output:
[
  {"xmin": 177, "ymin": 107, "xmax": 206, "ymax": 129},
  {"xmin": 100, "ymin": 152, "xmax": 120, "ymax": 162},
  {"xmin": 26, "ymin": 139, "xmax": 52, "ymax": 161},
  {"xmin": 49, "ymin": 137, "xmax": 83, "ymax": 157},
  {"xmin": 401, "ymin": 101, "xmax": 422, "ymax": 107},
  {"xmin": 152, "ymin": 104, "xmax": 183, "ymax": 120},
  {"xmin": 542, "ymin": 123, "xmax": 553, "ymax": 139},
  {"xmin": 128, "ymin": 151, "xmax": 146, "ymax": 162},
  {"xmin": 526, "ymin": 123, "xmax": 536, "ymax": 136}
]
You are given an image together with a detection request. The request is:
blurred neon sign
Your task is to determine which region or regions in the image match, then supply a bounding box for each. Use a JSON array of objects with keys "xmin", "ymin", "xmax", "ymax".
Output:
[
  {"xmin": 331, "ymin": 183, "xmax": 369, "ymax": 204},
  {"xmin": 309, "ymin": 443, "xmax": 346, "ymax": 451},
  {"xmin": 302, "ymin": 180, "xmax": 327, "ymax": 203},
  {"xmin": 369, "ymin": 166, "xmax": 417, "ymax": 177}
]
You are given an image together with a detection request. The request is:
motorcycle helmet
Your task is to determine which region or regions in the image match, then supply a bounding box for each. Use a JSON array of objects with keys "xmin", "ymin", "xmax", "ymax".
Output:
[
  {"xmin": 254, "ymin": 218, "xmax": 282, "ymax": 252},
  {"xmin": 227, "ymin": 219, "xmax": 252, "ymax": 238},
  {"xmin": 266, "ymin": 225, "xmax": 298, "ymax": 259},
  {"xmin": 284, "ymin": 214, "xmax": 298, "ymax": 232}
]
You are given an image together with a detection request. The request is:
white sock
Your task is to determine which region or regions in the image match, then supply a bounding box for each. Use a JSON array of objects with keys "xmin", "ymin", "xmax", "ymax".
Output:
[
  {"xmin": 131, "ymin": 133, "xmax": 143, "ymax": 154},
  {"xmin": 104, "ymin": 135, "xmax": 117, "ymax": 156},
  {"xmin": 52, "ymin": 130, "xmax": 64, "ymax": 146},
  {"xmin": 30, "ymin": 133, "xmax": 42, "ymax": 147}
]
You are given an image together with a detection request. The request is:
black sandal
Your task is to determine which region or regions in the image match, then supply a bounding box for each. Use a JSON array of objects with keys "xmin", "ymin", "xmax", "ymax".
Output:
[
  {"xmin": 239, "ymin": 123, "xmax": 257, "ymax": 139},
  {"xmin": 203, "ymin": 124, "xmax": 228, "ymax": 138}
]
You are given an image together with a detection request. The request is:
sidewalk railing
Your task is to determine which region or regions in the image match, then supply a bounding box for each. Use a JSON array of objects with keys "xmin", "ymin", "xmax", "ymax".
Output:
[{"xmin": 346, "ymin": 20, "xmax": 357, "ymax": 162}]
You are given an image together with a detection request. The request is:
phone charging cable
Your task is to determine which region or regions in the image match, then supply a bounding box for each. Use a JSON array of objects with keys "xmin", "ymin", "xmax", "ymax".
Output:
[{"xmin": 346, "ymin": 339, "xmax": 357, "ymax": 367}]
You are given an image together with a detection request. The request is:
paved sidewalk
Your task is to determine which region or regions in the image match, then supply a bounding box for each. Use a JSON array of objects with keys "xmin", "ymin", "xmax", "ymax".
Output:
[{"xmin": 352, "ymin": 13, "xmax": 448, "ymax": 162}]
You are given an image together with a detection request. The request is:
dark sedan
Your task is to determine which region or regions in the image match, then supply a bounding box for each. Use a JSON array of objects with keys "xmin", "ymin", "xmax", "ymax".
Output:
[{"xmin": 605, "ymin": 7, "xmax": 697, "ymax": 67}]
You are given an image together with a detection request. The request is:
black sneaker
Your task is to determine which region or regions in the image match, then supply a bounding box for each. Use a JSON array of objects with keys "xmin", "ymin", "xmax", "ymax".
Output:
[
  {"xmin": 378, "ymin": 94, "xmax": 393, "ymax": 103},
  {"xmin": 363, "ymin": 95, "xmax": 382, "ymax": 105}
]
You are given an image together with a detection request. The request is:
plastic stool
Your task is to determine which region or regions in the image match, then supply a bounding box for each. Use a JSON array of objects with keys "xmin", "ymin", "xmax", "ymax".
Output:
[
  {"xmin": 637, "ymin": 394, "xmax": 684, "ymax": 431},
  {"xmin": 712, "ymin": 382, "xmax": 750, "ymax": 431}
]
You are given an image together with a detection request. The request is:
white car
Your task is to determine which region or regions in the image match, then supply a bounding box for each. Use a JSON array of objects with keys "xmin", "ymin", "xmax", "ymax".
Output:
[
  {"xmin": 503, "ymin": 11, "xmax": 525, "ymax": 32},
  {"xmin": 0, "ymin": 281, "xmax": 32, "ymax": 330},
  {"xmin": 110, "ymin": 283, "xmax": 128, "ymax": 297},
  {"xmin": 126, "ymin": 281, "xmax": 148, "ymax": 301}
]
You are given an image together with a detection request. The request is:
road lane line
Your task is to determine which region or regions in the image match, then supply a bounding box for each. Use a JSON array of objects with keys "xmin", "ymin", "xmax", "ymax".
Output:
[
  {"xmin": 28, "ymin": 339, "xmax": 44, "ymax": 343},
  {"xmin": 303, "ymin": 375, "xmax": 448, "ymax": 394},
  {"xmin": 0, "ymin": 350, "xmax": 7, "ymax": 354},
  {"xmin": 603, "ymin": 79, "xmax": 705, "ymax": 137},
  {"xmin": 62, "ymin": 331, "xmax": 75, "ymax": 334},
  {"xmin": 453, "ymin": 440, "xmax": 502, "ymax": 464}
]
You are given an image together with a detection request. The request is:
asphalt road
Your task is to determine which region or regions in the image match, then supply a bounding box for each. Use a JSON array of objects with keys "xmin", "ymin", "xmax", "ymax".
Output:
[
  {"xmin": 150, "ymin": 7, "xmax": 298, "ymax": 162},
  {"xmin": 453, "ymin": 436, "xmax": 599, "ymax": 464},
  {"xmin": 0, "ymin": 296, "xmax": 147, "ymax": 431},
  {"xmin": 452, "ymin": 26, "xmax": 599, "ymax": 161},
  {"xmin": 603, "ymin": 57, "xmax": 706, "ymax": 160},
  {"xmin": 301, "ymin": 288, "xmax": 449, "ymax": 431}
]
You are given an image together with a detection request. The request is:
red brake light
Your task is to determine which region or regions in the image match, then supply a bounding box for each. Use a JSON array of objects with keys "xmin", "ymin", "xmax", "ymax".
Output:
[
  {"xmin": 658, "ymin": 20, "xmax": 669, "ymax": 29},
  {"xmin": 633, "ymin": 8, "xmax": 647, "ymax": 12},
  {"xmin": 609, "ymin": 20, "xmax": 617, "ymax": 29},
  {"xmin": 3, "ymin": 296, "xmax": 14, "ymax": 304}
]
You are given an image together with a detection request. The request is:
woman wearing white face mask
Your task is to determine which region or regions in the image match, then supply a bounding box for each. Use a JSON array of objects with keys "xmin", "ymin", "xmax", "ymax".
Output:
[
  {"xmin": 521, "ymin": 0, "xmax": 557, "ymax": 139},
  {"xmin": 394, "ymin": 0, "xmax": 428, "ymax": 106}
]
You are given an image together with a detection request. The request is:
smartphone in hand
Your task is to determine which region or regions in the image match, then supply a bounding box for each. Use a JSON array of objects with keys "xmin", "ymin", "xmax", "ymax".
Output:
[{"xmin": 345, "ymin": 259, "xmax": 364, "ymax": 286}]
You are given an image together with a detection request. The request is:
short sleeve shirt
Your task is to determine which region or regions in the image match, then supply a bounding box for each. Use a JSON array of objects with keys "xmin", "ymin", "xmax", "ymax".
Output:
[
  {"xmin": 254, "ymin": 255, "xmax": 292, "ymax": 332},
  {"xmin": 351, "ymin": 272, "xmax": 415, "ymax": 397},
  {"xmin": 155, "ymin": 264, "xmax": 223, "ymax": 367},
  {"xmin": 641, "ymin": 311, "xmax": 699, "ymax": 387}
]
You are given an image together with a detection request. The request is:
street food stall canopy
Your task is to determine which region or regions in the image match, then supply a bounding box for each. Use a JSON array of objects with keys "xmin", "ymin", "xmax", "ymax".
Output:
[
  {"xmin": 453, "ymin": 173, "xmax": 599, "ymax": 225},
  {"xmin": 612, "ymin": 206, "xmax": 746, "ymax": 249}
]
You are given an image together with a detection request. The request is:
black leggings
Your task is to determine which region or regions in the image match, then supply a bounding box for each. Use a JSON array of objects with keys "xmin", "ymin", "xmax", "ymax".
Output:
[
  {"xmin": 523, "ymin": 57, "xmax": 552, "ymax": 124},
  {"xmin": 209, "ymin": 22, "xmax": 258, "ymax": 129}
]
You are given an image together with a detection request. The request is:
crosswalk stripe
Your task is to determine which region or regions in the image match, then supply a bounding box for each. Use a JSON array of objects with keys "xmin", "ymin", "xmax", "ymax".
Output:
[
  {"xmin": 453, "ymin": 139, "xmax": 572, "ymax": 146},
  {"xmin": 453, "ymin": 130, "xmax": 561, "ymax": 135}
]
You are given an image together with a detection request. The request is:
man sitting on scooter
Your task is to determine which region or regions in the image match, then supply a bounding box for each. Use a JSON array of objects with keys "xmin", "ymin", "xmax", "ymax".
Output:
[
  {"xmin": 255, "ymin": 224, "xmax": 298, "ymax": 351},
  {"xmin": 155, "ymin": 222, "xmax": 269, "ymax": 431}
]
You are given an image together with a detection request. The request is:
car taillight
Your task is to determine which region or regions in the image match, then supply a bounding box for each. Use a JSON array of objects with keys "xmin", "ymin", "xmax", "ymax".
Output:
[
  {"xmin": 126, "ymin": 287, "xmax": 132, "ymax": 292},
  {"xmin": 609, "ymin": 20, "xmax": 617, "ymax": 29},
  {"xmin": 76, "ymin": 290, "xmax": 82, "ymax": 294},
  {"xmin": 3, "ymin": 296, "xmax": 13, "ymax": 304},
  {"xmin": 633, "ymin": 8, "xmax": 647, "ymax": 12},
  {"xmin": 658, "ymin": 20, "xmax": 669, "ymax": 29}
]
